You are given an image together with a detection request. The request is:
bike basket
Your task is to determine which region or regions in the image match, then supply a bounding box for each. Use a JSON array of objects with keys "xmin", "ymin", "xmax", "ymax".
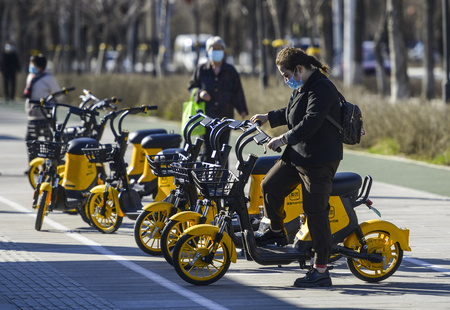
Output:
[
  {"xmin": 27, "ymin": 140, "xmax": 67, "ymax": 160},
  {"xmin": 82, "ymin": 145, "xmax": 116, "ymax": 163},
  {"xmin": 171, "ymin": 161, "xmax": 220, "ymax": 185},
  {"xmin": 146, "ymin": 153, "xmax": 183, "ymax": 177},
  {"xmin": 191, "ymin": 167, "xmax": 238, "ymax": 198}
]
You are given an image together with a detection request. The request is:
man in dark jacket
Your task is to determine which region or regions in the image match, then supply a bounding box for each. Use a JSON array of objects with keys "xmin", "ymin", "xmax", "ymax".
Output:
[
  {"xmin": 1, "ymin": 42, "xmax": 21, "ymax": 102},
  {"xmin": 188, "ymin": 36, "xmax": 248, "ymax": 161}
]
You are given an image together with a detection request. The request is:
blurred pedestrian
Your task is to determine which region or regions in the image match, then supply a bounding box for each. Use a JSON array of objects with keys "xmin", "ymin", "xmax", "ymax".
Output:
[
  {"xmin": 0, "ymin": 41, "xmax": 21, "ymax": 102},
  {"xmin": 23, "ymin": 54, "xmax": 61, "ymax": 161},
  {"xmin": 188, "ymin": 36, "xmax": 248, "ymax": 161}
]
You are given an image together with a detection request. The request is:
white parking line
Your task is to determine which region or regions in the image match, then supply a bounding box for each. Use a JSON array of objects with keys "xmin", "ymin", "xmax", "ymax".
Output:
[
  {"xmin": 0, "ymin": 195, "xmax": 230, "ymax": 310},
  {"xmin": 403, "ymin": 256, "xmax": 450, "ymax": 275}
]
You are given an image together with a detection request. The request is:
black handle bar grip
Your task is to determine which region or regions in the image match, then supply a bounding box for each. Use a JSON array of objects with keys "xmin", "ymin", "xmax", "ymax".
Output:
[
  {"xmin": 47, "ymin": 86, "xmax": 75, "ymax": 98},
  {"xmin": 252, "ymin": 120, "xmax": 281, "ymax": 152},
  {"xmin": 28, "ymin": 99, "xmax": 45, "ymax": 105},
  {"xmin": 126, "ymin": 105, "xmax": 158, "ymax": 115},
  {"xmin": 106, "ymin": 97, "xmax": 122, "ymax": 104},
  {"xmin": 60, "ymin": 86, "xmax": 75, "ymax": 94}
]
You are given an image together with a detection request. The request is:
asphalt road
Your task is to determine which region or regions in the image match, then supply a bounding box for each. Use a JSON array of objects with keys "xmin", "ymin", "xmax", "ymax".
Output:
[{"xmin": 0, "ymin": 102, "xmax": 449, "ymax": 310}]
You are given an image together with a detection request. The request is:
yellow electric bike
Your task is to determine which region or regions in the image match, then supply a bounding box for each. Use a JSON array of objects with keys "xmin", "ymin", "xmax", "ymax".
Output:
[
  {"xmin": 133, "ymin": 111, "xmax": 226, "ymax": 254},
  {"xmin": 171, "ymin": 120, "xmax": 411, "ymax": 285},
  {"xmin": 82, "ymin": 105, "xmax": 182, "ymax": 233},
  {"xmin": 29, "ymin": 100, "xmax": 104, "ymax": 231}
]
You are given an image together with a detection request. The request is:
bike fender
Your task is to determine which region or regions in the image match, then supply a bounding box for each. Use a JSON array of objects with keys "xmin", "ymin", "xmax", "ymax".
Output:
[
  {"xmin": 39, "ymin": 182, "xmax": 52, "ymax": 192},
  {"xmin": 142, "ymin": 201, "xmax": 174, "ymax": 213},
  {"xmin": 344, "ymin": 219, "xmax": 411, "ymax": 251},
  {"xmin": 182, "ymin": 224, "xmax": 237, "ymax": 263},
  {"xmin": 168, "ymin": 211, "xmax": 201, "ymax": 223},
  {"xmin": 90, "ymin": 185, "xmax": 124, "ymax": 217},
  {"xmin": 30, "ymin": 157, "xmax": 44, "ymax": 166}
]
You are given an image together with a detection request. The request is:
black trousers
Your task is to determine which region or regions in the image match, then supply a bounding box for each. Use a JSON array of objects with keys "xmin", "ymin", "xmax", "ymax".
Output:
[
  {"xmin": 3, "ymin": 73, "xmax": 16, "ymax": 100},
  {"xmin": 261, "ymin": 158, "xmax": 340, "ymax": 265}
]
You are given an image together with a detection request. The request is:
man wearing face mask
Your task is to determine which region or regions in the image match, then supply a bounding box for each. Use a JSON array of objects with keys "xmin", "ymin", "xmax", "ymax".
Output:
[
  {"xmin": 24, "ymin": 54, "xmax": 61, "ymax": 161},
  {"xmin": 188, "ymin": 36, "xmax": 248, "ymax": 161},
  {"xmin": 250, "ymin": 47, "xmax": 342, "ymax": 288}
]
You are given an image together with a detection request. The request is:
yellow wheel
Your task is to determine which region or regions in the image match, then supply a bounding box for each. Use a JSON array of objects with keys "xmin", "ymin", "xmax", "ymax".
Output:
[
  {"xmin": 87, "ymin": 192, "xmax": 123, "ymax": 234},
  {"xmin": 172, "ymin": 232, "xmax": 231, "ymax": 285},
  {"xmin": 28, "ymin": 161, "xmax": 43, "ymax": 189},
  {"xmin": 35, "ymin": 190, "xmax": 49, "ymax": 231},
  {"xmin": 133, "ymin": 209, "xmax": 169, "ymax": 255},
  {"xmin": 347, "ymin": 230, "xmax": 403, "ymax": 282},
  {"xmin": 160, "ymin": 219, "xmax": 197, "ymax": 265}
]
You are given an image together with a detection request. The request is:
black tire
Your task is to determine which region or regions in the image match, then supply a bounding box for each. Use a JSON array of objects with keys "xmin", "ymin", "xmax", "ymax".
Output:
[
  {"xmin": 172, "ymin": 232, "xmax": 231, "ymax": 285},
  {"xmin": 35, "ymin": 190, "xmax": 48, "ymax": 231},
  {"xmin": 346, "ymin": 230, "xmax": 404, "ymax": 282},
  {"xmin": 87, "ymin": 192, "xmax": 123, "ymax": 234},
  {"xmin": 78, "ymin": 202, "xmax": 92, "ymax": 226}
]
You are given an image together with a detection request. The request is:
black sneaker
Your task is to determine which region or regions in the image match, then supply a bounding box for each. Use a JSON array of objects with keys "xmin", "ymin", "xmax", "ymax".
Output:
[
  {"xmin": 293, "ymin": 268, "xmax": 332, "ymax": 288},
  {"xmin": 255, "ymin": 228, "xmax": 288, "ymax": 246}
]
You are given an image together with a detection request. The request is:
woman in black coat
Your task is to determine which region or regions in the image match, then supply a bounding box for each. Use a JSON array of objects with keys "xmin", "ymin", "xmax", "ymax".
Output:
[{"xmin": 250, "ymin": 47, "xmax": 343, "ymax": 288}]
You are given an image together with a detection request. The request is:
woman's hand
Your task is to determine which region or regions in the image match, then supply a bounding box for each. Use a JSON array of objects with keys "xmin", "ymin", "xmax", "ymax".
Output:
[
  {"xmin": 199, "ymin": 90, "xmax": 211, "ymax": 102},
  {"xmin": 250, "ymin": 113, "xmax": 268, "ymax": 125},
  {"xmin": 267, "ymin": 134, "xmax": 287, "ymax": 151}
]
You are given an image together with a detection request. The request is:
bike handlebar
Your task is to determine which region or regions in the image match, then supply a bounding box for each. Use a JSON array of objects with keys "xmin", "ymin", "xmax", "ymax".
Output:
[
  {"xmin": 45, "ymin": 86, "xmax": 75, "ymax": 102},
  {"xmin": 235, "ymin": 120, "xmax": 281, "ymax": 165}
]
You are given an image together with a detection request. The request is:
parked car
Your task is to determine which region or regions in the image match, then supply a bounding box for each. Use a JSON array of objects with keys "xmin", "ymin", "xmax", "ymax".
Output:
[{"xmin": 362, "ymin": 41, "xmax": 391, "ymax": 75}]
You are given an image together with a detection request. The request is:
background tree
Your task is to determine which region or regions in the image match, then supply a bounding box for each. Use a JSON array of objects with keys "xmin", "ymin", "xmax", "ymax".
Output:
[{"xmin": 387, "ymin": 0, "xmax": 410, "ymax": 101}]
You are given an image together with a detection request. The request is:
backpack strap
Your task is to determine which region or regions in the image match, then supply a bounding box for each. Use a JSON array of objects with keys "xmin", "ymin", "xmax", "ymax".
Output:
[{"xmin": 326, "ymin": 91, "xmax": 345, "ymax": 132}]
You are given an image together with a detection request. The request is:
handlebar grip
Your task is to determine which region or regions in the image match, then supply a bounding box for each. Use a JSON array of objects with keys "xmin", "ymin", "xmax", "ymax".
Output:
[
  {"xmin": 275, "ymin": 147, "xmax": 282, "ymax": 153},
  {"xmin": 62, "ymin": 86, "xmax": 75, "ymax": 93},
  {"xmin": 28, "ymin": 99, "xmax": 43, "ymax": 104}
]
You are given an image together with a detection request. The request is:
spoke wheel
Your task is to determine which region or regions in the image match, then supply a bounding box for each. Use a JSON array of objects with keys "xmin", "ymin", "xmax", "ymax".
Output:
[
  {"xmin": 347, "ymin": 230, "xmax": 403, "ymax": 282},
  {"xmin": 28, "ymin": 162, "xmax": 43, "ymax": 189},
  {"xmin": 161, "ymin": 219, "xmax": 197, "ymax": 265},
  {"xmin": 133, "ymin": 209, "xmax": 169, "ymax": 255},
  {"xmin": 172, "ymin": 233, "xmax": 231, "ymax": 285},
  {"xmin": 87, "ymin": 192, "xmax": 123, "ymax": 234},
  {"xmin": 35, "ymin": 190, "xmax": 49, "ymax": 231}
]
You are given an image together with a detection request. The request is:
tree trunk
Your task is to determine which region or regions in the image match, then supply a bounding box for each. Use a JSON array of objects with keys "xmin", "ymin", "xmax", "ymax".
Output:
[
  {"xmin": 387, "ymin": 0, "xmax": 410, "ymax": 101},
  {"xmin": 317, "ymin": 1, "xmax": 333, "ymax": 66},
  {"xmin": 422, "ymin": 0, "xmax": 435, "ymax": 99},
  {"xmin": 374, "ymin": 1, "xmax": 388, "ymax": 97}
]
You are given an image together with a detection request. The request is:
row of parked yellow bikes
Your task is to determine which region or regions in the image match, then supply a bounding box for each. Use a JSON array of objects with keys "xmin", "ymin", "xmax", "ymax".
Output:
[{"xmin": 28, "ymin": 87, "xmax": 411, "ymax": 285}]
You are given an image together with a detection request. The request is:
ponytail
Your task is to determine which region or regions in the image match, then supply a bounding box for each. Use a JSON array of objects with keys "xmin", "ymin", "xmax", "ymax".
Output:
[{"xmin": 308, "ymin": 55, "xmax": 330, "ymax": 76}]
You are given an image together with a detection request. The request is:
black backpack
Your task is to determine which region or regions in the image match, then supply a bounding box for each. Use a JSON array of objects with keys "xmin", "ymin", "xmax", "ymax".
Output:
[{"xmin": 326, "ymin": 93, "xmax": 365, "ymax": 145}]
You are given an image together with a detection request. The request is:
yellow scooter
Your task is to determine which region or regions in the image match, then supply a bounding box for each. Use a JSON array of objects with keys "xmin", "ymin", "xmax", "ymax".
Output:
[
  {"xmin": 30, "ymin": 100, "xmax": 104, "ymax": 231},
  {"xmin": 171, "ymin": 120, "xmax": 411, "ymax": 286}
]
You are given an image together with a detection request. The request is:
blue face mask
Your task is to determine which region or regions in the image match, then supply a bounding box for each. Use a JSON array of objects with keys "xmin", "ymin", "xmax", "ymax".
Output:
[
  {"xmin": 285, "ymin": 70, "xmax": 303, "ymax": 90},
  {"xmin": 29, "ymin": 65, "xmax": 38, "ymax": 75},
  {"xmin": 208, "ymin": 50, "xmax": 224, "ymax": 63}
]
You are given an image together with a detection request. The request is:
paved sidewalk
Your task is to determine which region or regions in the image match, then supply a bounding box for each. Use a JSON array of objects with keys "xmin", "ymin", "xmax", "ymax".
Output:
[
  {"xmin": 1, "ymin": 102, "xmax": 450, "ymax": 310},
  {"xmin": 0, "ymin": 234, "xmax": 120, "ymax": 310}
]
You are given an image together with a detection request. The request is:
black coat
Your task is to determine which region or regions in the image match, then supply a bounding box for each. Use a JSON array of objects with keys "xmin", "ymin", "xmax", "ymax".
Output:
[
  {"xmin": 188, "ymin": 62, "xmax": 248, "ymax": 119},
  {"xmin": 268, "ymin": 70, "xmax": 343, "ymax": 166}
]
